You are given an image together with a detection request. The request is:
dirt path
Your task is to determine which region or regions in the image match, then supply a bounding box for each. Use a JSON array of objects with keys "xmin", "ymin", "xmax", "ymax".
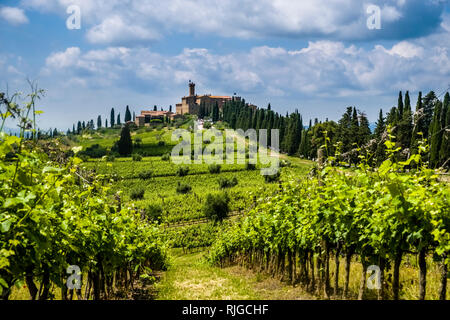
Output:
[{"xmin": 154, "ymin": 249, "xmax": 314, "ymax": 300}]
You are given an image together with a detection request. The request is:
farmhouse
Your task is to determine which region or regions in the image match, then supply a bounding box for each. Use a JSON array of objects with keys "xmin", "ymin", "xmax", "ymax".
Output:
[{"xmin": 134, "ymin": 110, "xmax": 177, "ymax": 127}]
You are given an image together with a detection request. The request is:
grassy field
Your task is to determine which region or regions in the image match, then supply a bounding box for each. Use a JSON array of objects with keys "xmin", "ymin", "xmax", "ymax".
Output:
[{"xmin": 155, "ymin": 249, "xmax": 314, "ymax": 300}]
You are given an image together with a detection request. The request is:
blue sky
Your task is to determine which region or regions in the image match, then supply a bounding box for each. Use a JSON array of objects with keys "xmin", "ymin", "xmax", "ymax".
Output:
[{"xmin": 1, "ymin": 0, "xmax": 450, "ymax": 130}]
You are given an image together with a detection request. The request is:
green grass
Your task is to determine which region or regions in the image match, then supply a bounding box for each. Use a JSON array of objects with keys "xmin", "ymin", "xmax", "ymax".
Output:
[{"xmin": 155, "ymin": 249, "xmax": 314, "ymax": 300}]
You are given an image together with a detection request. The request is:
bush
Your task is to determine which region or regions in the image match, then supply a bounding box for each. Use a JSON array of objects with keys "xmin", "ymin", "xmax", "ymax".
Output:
[
  {"xmin": 145, "ymin": 204, "xmax": 163, "ymax": 224},
  {"xmin": 245, "ymin": 162, "xmax": 256, "ymax": 171},
  {"xmin": 138, "ymin": 170, "xmax": 153, "ymax": 180},
  {"xmin": 134, "ymin": 137, "xmax": 142, "ymax": 148},
  {"xmin": 176, "ymin": 166, "xmax": 190, "ymax": 177},
  {"xmin": 132, "ymin": 154, "xmax": 143, "ymax": 161},
  {"xmin": 104, "ymin": 154, "xmax": 116, "ymax": 162},
  {"xmin": 79, "ymin": 144, "xmax": 107, "ymax": 158},
  {"xmin": 130, "ymin": 187, "xmax": 145, "ymax": 200},
  {"xmin": 280, "ymin": 159, "xmax": 291, "ymax": 167},
  {"xmin": 176, "ymin": 182, "xmax": 192, "ymax": 194},
  {"xmin": 161, "ymin": 153, "xmax": 170, "ymax": 161},
  {"xmin": 264, "ymin": 170, "xmax": 281, "ymax": 183},
  {"xmin": 203, "ymin": 122, "xmax": 212, "ymax": 129},
  {"xmin": 203, "ymin": 193, "xmax": 230, "ymax": 222},
  {"xmin": 208, "ymin": 164, "xmax": 221, "ymax": 174},
  {"xmin": 218, "ymin": 176, "xmax": 238, "ymax": 189},
  {"xmin": 158, "ymin": 141, "xmax": 165, "ymax": 147}
]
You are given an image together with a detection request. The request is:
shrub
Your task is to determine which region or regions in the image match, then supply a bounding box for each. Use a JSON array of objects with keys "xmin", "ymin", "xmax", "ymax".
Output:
[
  {"xmin": 145, "ymin": 204, "xmax": 163, "ymax": 224},
  {"xmin": 176, "ymin": 166, "xmax": 190, "ymax": 177},
  {"xmin": 218, "ymin": 176, "xmax": 238, "ymax": 189},
  {"xmin": 104, "ymin": 154, "xmax": 115, "ymax": 162},
  {"xmin": 208, "ymin": 164, "xmax": 221, "ymax": 174},
  {"xmin": 203, "ymin": 122, "xmax": 212, "ymax": 129},
  {"xmin": 79, "ymin": 144, "xmax": 107, "ymax": 158},
  {"xmin": 161, "ymin": 153, "xmax": 170, "ymax": 161},
  {"xmin": 132, "ymin": 154, "xmax": 143, "ymax": 161},
  {"xmin": 203, "ymin": 193, "xmax": 230, "ymax": 222},
  {"xmin": 264, "ymin": 170, "xmax": 281, "ymax": 183},
  {"xmin": 138, "ymin": 170, "xmax": 153, "ymax": 180},
  {"xmin": 158, "ymin": 141, "xmax": 165, "ymax": 147},
  {"xmin": 280, "ymin": 159, "xmax": 292, "ymax": 167},
  {"xmin": 130, "ymin": 187, "xmax": 145, "ymax": 200},
  {"xmin": 245, "ymin": 162, "xmax": 256, "ymax": 170},
  {"xmin": 134, "ymin": 137, "xmax": 142, "ymax": 148},
  {"xmin": 176, "ymin": 182, "xmax": 192, "ymax": 194}
]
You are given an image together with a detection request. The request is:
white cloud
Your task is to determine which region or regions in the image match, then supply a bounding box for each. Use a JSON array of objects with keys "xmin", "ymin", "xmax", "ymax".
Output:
[
  {"xmin": 386, "ymin": 41, "xmax": 424, "ymax": 58},
  {"xmin": 21, "ymin": 0, "xmax": 445, "ymax": 44},
  {"xmin": 0, "ymin": 7, "xmax": 29, "ymax": 25},
  {"xmin": 40, "ymin": 28, "xmax": 450, "ymax": 100},
  {"xmin": 86, "ymin": 15, "xmax": 160, "ymax": 45}
]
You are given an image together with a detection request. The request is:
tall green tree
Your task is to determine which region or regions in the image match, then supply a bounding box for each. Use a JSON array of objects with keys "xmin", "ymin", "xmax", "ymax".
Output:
[
  {"xmin": 430, "ymin": 101, "xmax": 443, "ymax": 167},
  {"xmin": 97, "ymin": 115, "xmax": 102, "ymax": 129},
  {"xmin": 405, "ymin": 91, "xmax": 411, "ymax": 113},
  {"xmin": 117, "ymin": 113, "xmax": 121, "ymax": 125},
  {"xmin": 117, "ymin": 124, "xmax": 133, "ymax": 156},
  {"xmin": 212, "ymin": 102, "xmax": 219, "ymax": 122},
  {"xmin": 110, "ymin": 108, "xmax": 115, "ymax": 127},
  {"xmin": 124, "ymin": 105, "xmax": 132, "ymax": 123},
  {"xmin": 358, "ymin": 112, "xmax": 371, "ymax": 145},
  {"xmin": 423, "ymin": 91, "xmax": 438, "ymax": 138},
  {"xmin": 439, "ymin": 93, "xmax": 450, "ymax": 167},
  {"xmin": 398, "ymin": 91, "xmax": 404, "ymax": 117},
  {"xmin": 374, "ymin": 109, "xmax": 386, "ymax": 164}
]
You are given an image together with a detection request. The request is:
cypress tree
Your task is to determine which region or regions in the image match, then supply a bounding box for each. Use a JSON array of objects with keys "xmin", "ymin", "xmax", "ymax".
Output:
[
  {"xmin": 117, "ymin": 113, "xmax": 121, "ymax": 125},
  {"xmin": 153, "ymin": 105, "xmax": 157, "ymax": 111},
  {"xmin": 439, "ymin": 93, "xmax": 449, "ymax": 166},
  {"xmin": 72, "ymin": 124, "xmax": 76, "ymax": 135},
  {"xmin": 411, "ymin": 92, "xmax": 423, "ymax": 152},
  {"xmin": 77, "ymin": 121, "xmax": 82, "ymax": 134},
  {"xmin": 423, "ymin": 91, "xmax": 437, "ymax": 139},
  {"xmin": 351, "ymin": 107, "xmax": 359, "ymax": 144},
  {"xmin": 430, "ymin": 101, "xmax": 443, "ymax": 167},
  {"xmin": 117, "ymin": 124, "xmax": 133, "ymax": 156},
  {"xmin": 405, "ymin": 91, "xmax": 411, "ymax": 112},
  {"xmin": 374, "ymin": 109, "xmax": 385, "ymax": 139},
  {"xmin": 125, "ymin": 105, "xmax": 132, "ymax": 122},
  {"xmin": 105, "ymin": 119, "xmax": 108, "ymax": 128},
  {"xmin": 374, "ymin": 109, "xmax": 386, "ymax": 164},
  {"xmin": 133, "ymin": 111, "xmax": 136, "ymax": 121},
  {"xmin": 398, "ymin": 91, "xmax": 404, "ymax": 117},
  {"xmin": 358, "ymin": 112, "xmax": 371, "ymax": 145},
  {"xmin": 97, "ymin": 115, "xmax": 102, "ymax": 129},
  {"xmin": 230, "ymin": 113, "xmax": 237, "ymax": 129},
  {"xmin": 111, "ymin": 108, "xmax": 115, "ymax": 127}
]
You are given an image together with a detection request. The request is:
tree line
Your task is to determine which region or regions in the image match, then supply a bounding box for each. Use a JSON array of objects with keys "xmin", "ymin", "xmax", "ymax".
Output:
[{"xmin": 215, "ymin": 91, "xmax": 449, "ymax": 169}]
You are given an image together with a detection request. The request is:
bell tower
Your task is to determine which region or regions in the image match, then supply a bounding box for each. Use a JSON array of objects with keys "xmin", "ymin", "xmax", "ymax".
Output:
[{"xmin": 189, "ymin": 80, "xmax": 195, "ymax": 96}]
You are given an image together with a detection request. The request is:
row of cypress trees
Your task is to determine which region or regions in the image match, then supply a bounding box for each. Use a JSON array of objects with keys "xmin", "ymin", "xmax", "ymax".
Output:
[{"xmin": 219, "ymin": 92, "xmax": 449, "ymax": 169}]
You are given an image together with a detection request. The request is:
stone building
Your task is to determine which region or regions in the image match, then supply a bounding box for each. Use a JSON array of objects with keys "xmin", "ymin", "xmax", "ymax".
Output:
[
  {"xmin": 175, "ymin": 81, "xmax": 239, "ymax": 115},
  {"xmin": 135, "ymin": 110, "xmax": 177, "ymax": 127}
]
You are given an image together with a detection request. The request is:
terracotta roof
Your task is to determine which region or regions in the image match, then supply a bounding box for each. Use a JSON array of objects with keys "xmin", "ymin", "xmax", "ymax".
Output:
[{"xmin": 140, "ymin": 110, "xmax": 172, "ymax": 116}]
